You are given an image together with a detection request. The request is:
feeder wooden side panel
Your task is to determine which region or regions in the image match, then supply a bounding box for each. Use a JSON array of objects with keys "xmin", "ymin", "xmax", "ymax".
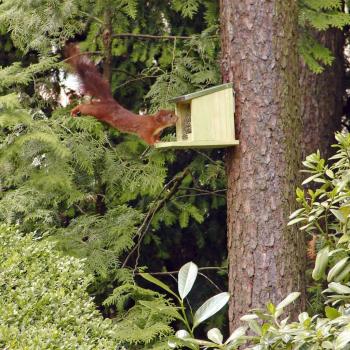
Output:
[
  {"xmin": 220, "ymin": 88, "xmax": 235, "ymax": 140},
  {"xmin": 190, "ymin": 95, "xmax": 214, "ymax": 141},
  {"xmin": 190, "ymin": 88, "xmax": 235, "ymax": 142}
]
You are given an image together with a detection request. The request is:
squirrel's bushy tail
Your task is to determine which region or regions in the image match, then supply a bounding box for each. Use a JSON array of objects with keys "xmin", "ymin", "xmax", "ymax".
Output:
[{"xmin": 64, "ymin": 43, "xmax": 113, "ymax": 101}]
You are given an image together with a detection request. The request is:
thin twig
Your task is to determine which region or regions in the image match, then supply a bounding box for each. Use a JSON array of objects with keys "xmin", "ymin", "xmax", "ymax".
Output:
[
  {"xmin": 74, "ymin": 204, "xmax": 87, "ymax": 214},
  {"xmin": 136, "ymin": 268, "xmax": 225, "ymax": 293},
  {"xmin": 61, "ymin": 51, "xmax": 103, "ymax": 62},
  {"xmin": 194, "ymin": 149, "xmax": 223, "ymax": 166},
  {"xmin": 135, "ymin": 266, "xmax": 227, "ymax": 276},
  {"xmin": 112, "ymin": 33, "xmax": 199, "ymax": 40},
  {"xmin": 115, "ymin": 75, "xmax": 159, "ymax": 89},
  {"xmin": 78, "ymin": 10, "xmax": 104, "ymax": 24},
  {"xmin": 121, "ymin": 167, "xmax": 191, "ymax": 270},
  {"xmin": 180, "ymin": 187, "xmax": 227, "ymax": 193},
  {"xmin": 175, "ymin": 192, "xmax": 226, "ymax": 199},
  {"xmin": 198, "ymin": 272, "xmax": 223, "ymax": 293}
]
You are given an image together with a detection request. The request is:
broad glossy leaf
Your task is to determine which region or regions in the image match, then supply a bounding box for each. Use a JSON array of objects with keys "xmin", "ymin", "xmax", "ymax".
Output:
[
  {"xmin": 178, "ymin": 261, "xmax": 198, "ymax": 299},
  {"xmin": 140, "ymin": 272, "xmax": 179, "ymax": 299},
  {"xmin": 193, "ymin": 292, "xmax": 230, "ymax": 329},
  {"xmin": 325, "ymin": 306, "xmax": 341, "ymax": 320},
  {"xmin": 175, "ymin": 330, "xmax": 190, "ymax": 339},
  {"xmin": 327, "ymin": 257, "xmax": 349, "ymax": 282},
  {"xmin": 338, "ymin": 234, "xmax": 350, "ymax": 244},
  {"xmin": 312, "ymin": 247, "xmax": 329, "ymax": 281},
  {"xmin": 225, "ymin": 326, "xmax": 247, "ymax": 344},
  {"xmin": 248, "ymin": 320, "xmax": 262, "ymax": 335},
  {"xmin": 298, "ymin": 312, "xmax": 309, "ymax": 323},
  {"xmin": 335, "ymin": 328, "xmax": 350, "ymax": 350},
  {"xmin": 328, "ymin": 282, "xmax": 350, "ymax": 294},
  {"xmin": 302, "ymin": 173, "xmax": 322, "ymax": 185},
  {"xmin": 331, "ymin": 209, "xmax": 346, "ymax": 223},
  {"xmin": 183, "ymin": 338, "xmax": 218, "ymax": 347},
  {"xmin": 289, "ymin": 208, "xmax": 305, "ymax": 220},
  {"xmin": 207, "ymin": 328, "xmax": 223, "ymax": 344},
  {"xmin": 240, "ymin": 314, "xmax": 259, "ymax": 321},
  {"xmin": 287, "ymin": 217, "xmax": 306, "ymax": 226},
  {"xmin": 325, "ymin": 169, "xmax": 334, "ymax": 179},
  {"xmin": 276, "ymin": 292, "xmax": 300, "ymax": 310}
]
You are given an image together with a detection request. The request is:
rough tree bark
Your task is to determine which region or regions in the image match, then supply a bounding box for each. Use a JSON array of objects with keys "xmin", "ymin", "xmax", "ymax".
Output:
[
  {"xmin": 300, "ymin": 29, "xmax": 344, "ymax": 160},
  {"xmin": 220, "ymin": 0, "xmax": 306, "ymax": 329}
]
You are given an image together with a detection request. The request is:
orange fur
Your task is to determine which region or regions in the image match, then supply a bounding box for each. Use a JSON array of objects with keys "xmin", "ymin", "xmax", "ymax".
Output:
[{"xmin": 65, "ymin": 44, "xmax": 177, "ymax": 145}]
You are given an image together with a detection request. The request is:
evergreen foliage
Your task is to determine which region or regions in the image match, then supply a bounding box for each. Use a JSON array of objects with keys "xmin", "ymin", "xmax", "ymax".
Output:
[
  {"xmin": 0, "ymin": 0, "xmax": 82, "ymax": 53},
  {"xmin": 2, "ymin": 0, "xmax": 350, "ymax": 347},
  {"xmin": 0, "ymin": 224, "xmax": 120, "ymax": 349},
  {"xmin": 0, "ymin": 57, "xmax": 58, "ymax": 93},
  {"xmin": 146, "ymin": 26, "xmax": 220, "ymax": 110},
  {"xmin": 0, "ymin": 0, "xmax": 227, "ymax": 299},
  {"xmin": 0, "ymin": 90, "xmax": 225, "ymax": 298},
  {"xmin": 298, "ymin": 0, "xmax": 350, "ymax": 73}
]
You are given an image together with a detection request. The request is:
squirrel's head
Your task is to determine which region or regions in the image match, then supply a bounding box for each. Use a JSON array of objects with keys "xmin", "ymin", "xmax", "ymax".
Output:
[{"xmin": 154, "ymin": 110, "xmax": 178, "ymax": 126}]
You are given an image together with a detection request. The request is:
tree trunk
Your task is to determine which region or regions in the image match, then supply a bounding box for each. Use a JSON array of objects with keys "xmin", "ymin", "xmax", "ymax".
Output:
[
  {"xmin": 220, "ymin": 0, "xmax": 306, "ymax": 330},
  {"xmin": 300, "ymin": 29, "xmax": 344, "ymax": 160}
]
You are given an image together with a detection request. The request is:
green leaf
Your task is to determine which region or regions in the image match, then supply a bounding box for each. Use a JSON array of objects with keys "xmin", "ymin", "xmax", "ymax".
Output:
[
  {"xmin": 193, "ymin": 292, "xmax": 230, "ymax": 329},
  {"xmin": 248, "ymin": 320, "xmax": 262, "ymax": 336},
  {"xmin": 207, "ymin": 328, "xmax": 223, "ymax": 344},
  {"xmin": 334, "ymin": 265, "xmax": 350, "ymax": 283},
  {"xmin": 276, "ymin": 292, "xmax": 301, "ymax": 310},
  {"xmin": 335, "ymin": 328, "xmax": 350, "ymax": 350},
  {"xmin": 327, "ymin": 257, "xmax": 349, "ymax": 282},
  {"xmin": 225, "ymin": 326, "xmax": 247, "ymax": 344},
  {"xmin": 140, "ymin": 273, "xmax": 179, "ymax": 300},
  {"xmin": 289, "ymin": 208, "xmax": 305, "ymax": 220},
  {"xmin": 338, "ymin": 234, "xmax": 350, "ymax": 245},
  {"xmin": 240, "ymin": 314, "xmax": 259, "ymax": 321},
  {"xmin": 331, "ymin": 209, "xmax": 346, "ymax": 223},
  {"xmin": 328, "ymin": 282, "xmax": 350, "ymax": 294},
  {"xmin": 325, "ymin": 169, "xmax": 334, "ymax": 178},
  {"xmin": 302, "ymin": 173, "xmax": 322, "ymax": 185},
  {"xmin": 325, "ymin": 306, "xmax": 341, "ymax": 320},
  {"xmin": 267, "ymin": 302, "xmax": 276, "ymax": 314},
  {"xmin": 175, "ymin": 329, "xmax": 190, "ymax": 339},
  {"xmin": 182, "ymin": 338, "xmax": 218, "ymax": 347},
  {"xmin": 288, "ymin": 217, "xmax": 306, "ymax": 226},
  {"xmin": 178, "ymin": 261, "xmax": 198, "ymax": 300},
  {"xmin": 312, "ymin": 246, "xmax": 329, "ymax": 281}
]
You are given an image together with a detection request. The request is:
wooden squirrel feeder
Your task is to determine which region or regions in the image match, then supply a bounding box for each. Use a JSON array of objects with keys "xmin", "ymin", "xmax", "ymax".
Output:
[{"xmin": 155, "ymin": 83, "xmax": 239, "ymax": 149}]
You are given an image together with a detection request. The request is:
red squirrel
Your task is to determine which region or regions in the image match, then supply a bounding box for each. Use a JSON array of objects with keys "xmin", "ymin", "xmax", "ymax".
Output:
[{"xmin": 64, "ymin": 44, "xmax": 177, "ymax": 145}]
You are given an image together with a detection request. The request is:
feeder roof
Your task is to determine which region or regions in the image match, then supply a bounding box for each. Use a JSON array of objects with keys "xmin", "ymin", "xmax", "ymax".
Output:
[{"xmin": 168, "ymin": 83, "xmax": 234, "ymax": 103}]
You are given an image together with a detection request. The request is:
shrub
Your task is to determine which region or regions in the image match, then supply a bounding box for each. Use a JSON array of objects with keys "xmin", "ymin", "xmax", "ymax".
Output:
[{"xmin": 0, "ymin": 225, "xmax": 119, "ymax": 349}]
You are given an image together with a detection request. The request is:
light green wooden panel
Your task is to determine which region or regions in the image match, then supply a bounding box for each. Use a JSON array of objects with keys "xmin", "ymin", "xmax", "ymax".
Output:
[
  {"xmin": 190, "ymin": 87, "xmax": 235, "ymax": 141},
  {"xmin": 155, "ymin": 84, "xmax": 237, "ymax": 149},
  {"xmin": 155, "ymin": 139, "xmax": 239, "ymax": 149},
  {"xmin": 169, "ymin": 83, "xmax": 233, "ymax": 102}
]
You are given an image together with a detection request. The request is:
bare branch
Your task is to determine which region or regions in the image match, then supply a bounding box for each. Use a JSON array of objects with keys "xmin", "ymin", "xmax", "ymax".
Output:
[
  {"xmin": 112, "ymin": 33, "xmax": 196, "ymax": 40},
  {"xmin": 135, "ymin": 266, "xmax": 227, "ymax": 276},
  {"xmin": 121, "ymin": 167, "xmax": 191, "ymax": 270}
]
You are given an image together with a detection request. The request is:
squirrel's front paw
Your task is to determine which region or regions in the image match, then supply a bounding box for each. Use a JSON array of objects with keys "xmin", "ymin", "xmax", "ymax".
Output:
[{"xmin": 70, "ymin": 106, "xmax": 81, "ymax": 117}]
